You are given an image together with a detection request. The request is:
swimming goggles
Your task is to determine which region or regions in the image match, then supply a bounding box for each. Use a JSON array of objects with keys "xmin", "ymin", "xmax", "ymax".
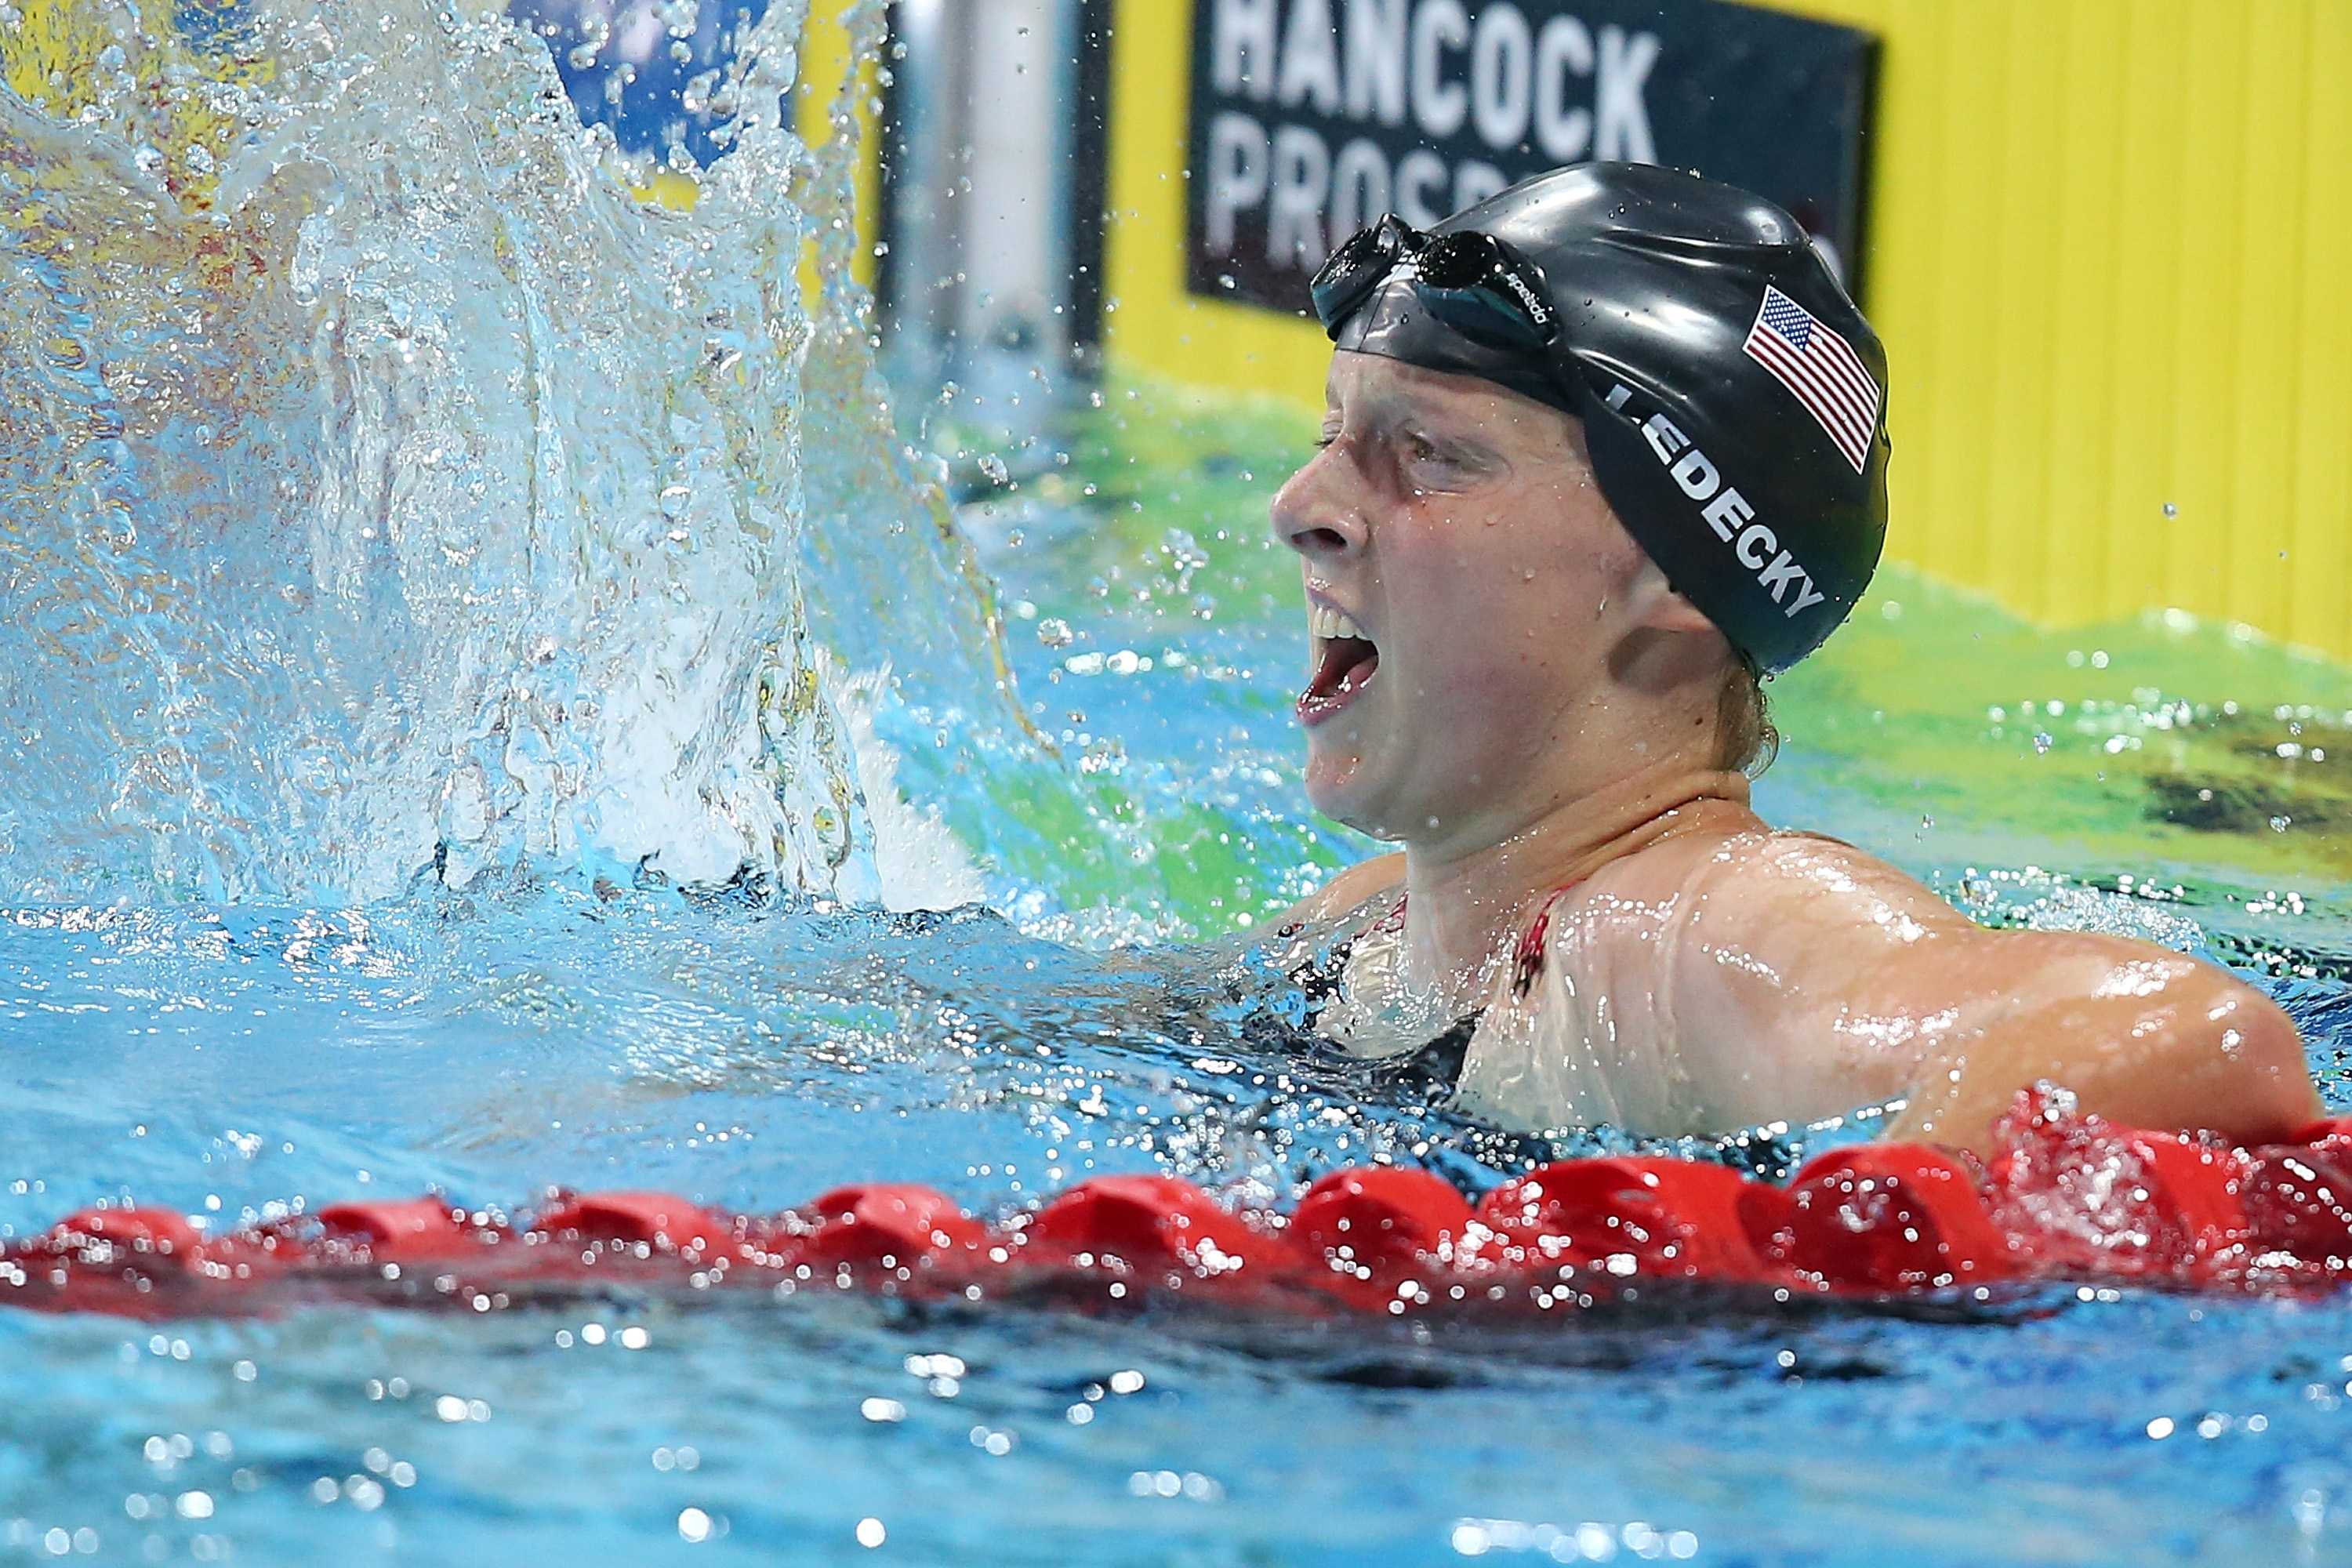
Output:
[{"xmin": 1309, "ymin": 215, "xmax": 1562, "ymax": 352}]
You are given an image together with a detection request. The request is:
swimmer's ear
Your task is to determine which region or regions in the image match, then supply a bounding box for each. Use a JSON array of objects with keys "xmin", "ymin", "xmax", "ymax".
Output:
[{"xmin": 1621, "ymin": 559, "xmax": 1719, "ymax": 636}]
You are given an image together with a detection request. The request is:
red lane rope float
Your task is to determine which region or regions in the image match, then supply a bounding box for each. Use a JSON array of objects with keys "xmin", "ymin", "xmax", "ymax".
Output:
[{"xmin": 9, "ymin": 1093, "xmax": 2352, "ymax": 1322}]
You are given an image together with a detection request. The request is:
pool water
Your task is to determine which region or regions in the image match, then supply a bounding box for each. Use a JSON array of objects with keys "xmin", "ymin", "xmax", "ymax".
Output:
[{"xmin": 7, "ymin": 3, "xmax": 2352, "ymax": 1563}]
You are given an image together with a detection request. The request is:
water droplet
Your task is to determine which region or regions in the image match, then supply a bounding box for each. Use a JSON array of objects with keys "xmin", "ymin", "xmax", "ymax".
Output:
[
  {"xmin": 1036, "ymin": 618, "xmax": 1074, "ymax": 648},
  {"xmin": 2033, "ymin": 731, "xmax": 2053, "ymax": 754}
]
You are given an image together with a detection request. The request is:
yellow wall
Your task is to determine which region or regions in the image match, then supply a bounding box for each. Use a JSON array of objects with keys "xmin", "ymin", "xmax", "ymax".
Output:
[
  {"xmin": 795, "ymin": 0, "xmax": 885, "ymax": 293},
  {"xmin": 1101, "ymin": 0, "xmax": 2352, "ymax": 659}
]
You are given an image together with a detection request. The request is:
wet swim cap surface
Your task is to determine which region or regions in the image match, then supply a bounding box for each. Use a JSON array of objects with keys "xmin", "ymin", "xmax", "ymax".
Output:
[{"xmin": 1328, "ymin": 162, "xmax": 1890, "ymax": 673}]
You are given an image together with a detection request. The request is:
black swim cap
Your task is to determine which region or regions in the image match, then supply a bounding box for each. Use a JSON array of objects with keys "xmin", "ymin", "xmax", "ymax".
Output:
[{"xmin": 1326, "ymin": 162, "xmax": 1890, "ymax": 673}]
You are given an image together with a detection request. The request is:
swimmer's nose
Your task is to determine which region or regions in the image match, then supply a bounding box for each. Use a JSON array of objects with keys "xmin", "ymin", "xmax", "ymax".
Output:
[{"xmin": 1270, "ymin": 447, "xmax": 1369, "ymax": 561}]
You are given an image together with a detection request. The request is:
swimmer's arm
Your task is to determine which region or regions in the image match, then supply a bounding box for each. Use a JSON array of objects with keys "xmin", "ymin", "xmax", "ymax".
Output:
[
  {"xmin": 1272, "ymin": 851, "xmax": 1403, "ymax": 931},
  {"xmin": 1877, "ymin": 932, "xmax": 2318, "ymax": 1151},
  {"xmin": 1668, "ymin": 838, "xmax": 2321, "ymax": 1153},
  {"xmin": 1165, "ymin": 852, "xmax": 1403, "ymax": 981}
]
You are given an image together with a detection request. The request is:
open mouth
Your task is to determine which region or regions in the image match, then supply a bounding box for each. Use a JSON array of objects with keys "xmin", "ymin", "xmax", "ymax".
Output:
[{"xmin": 1298, "ymin": 603, "xmax": 1379, "ymax": 727}]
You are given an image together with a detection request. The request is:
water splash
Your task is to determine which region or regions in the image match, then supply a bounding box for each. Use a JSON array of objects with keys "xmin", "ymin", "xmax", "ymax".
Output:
[{"xmin": 0, "ymin": 0, "xmax": 1003, "ymax": 905}]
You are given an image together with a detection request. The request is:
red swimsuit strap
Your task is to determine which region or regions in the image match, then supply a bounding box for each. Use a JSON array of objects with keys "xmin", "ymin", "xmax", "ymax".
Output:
[
  {"xmin": 1510, "ymin": 882, "xmax": 1581, "ymax": 1000},
  {"xmin": 1334, "ymin": 880, "xmax": 1580, "ymax": 1000}
]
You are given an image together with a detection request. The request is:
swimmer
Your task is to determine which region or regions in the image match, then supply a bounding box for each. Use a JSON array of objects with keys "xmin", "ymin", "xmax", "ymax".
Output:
[{"xmin": 1268, "ymin": 162, "xmax": 2320, "ymax": 1153}]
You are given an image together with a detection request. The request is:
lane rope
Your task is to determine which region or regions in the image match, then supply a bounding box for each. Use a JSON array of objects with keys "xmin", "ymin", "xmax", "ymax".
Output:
[{"xmin": 8, "ymin": 1093, "xmax": 2350, "ymax": 1319}]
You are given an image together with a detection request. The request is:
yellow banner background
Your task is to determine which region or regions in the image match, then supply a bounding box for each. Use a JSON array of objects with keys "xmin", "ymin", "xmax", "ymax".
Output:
[{"xmin": 1101, "ymin": 0, "xmax": 2352, "ymax": 661}]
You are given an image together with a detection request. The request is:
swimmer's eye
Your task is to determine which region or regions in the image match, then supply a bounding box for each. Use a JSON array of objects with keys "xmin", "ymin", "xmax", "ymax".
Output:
[
  {"xmin": 1403, "ymin": 434, "xmax": 1472, "ymax": 471},
  {"xmin": 1312, "ymin": 432, "xmax": 1338, "ymax": 452},
  {"xmin": 1414, "ymin": 426, "xmax": 1507, "ymax": 477}
]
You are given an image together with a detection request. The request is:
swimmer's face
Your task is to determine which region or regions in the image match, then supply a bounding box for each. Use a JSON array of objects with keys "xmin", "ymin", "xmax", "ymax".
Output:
[{"xmin": 1270, "ymin": 352, "xmax": 1663, "ymax": 847}]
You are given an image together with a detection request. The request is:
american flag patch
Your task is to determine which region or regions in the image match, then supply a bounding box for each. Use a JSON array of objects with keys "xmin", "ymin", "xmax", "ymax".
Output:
[{"xmin": 1743, "ymin": 285, "xmax": 1880, "ymax": 474}]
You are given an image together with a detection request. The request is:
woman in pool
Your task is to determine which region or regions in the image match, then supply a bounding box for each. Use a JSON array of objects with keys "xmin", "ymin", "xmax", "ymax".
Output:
[{"xmin": 1270, "ymin": 162, "xmax": 2320, "ymax": 1153}]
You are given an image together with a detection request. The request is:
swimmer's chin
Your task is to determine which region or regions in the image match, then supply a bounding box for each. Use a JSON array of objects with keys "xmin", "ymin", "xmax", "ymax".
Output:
[{"xmin": 1300, "ymin": 764, "xmax": 1403, "ymax": 840}]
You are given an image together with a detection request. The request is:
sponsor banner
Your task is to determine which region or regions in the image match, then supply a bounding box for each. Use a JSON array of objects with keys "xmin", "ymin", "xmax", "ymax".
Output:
[{"xmin": 1185, "ymin": 0, "xmax": 1875, "ymax": 313}]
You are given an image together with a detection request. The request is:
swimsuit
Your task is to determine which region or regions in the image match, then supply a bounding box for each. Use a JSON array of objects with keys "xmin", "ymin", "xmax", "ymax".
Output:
[{"xmin": 1283, "ymin": 885, "xmax": 1581, "ymax": 1103}]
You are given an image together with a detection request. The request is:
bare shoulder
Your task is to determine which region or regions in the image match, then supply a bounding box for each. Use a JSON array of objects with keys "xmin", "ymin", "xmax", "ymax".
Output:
[
  {"xmin": 1584, "ymin": 824, "xmax": 1987, "ymax": 1129},
  {"xmin": 1640, "ymin": 826, "xmax": 1969, "ymax": 948},
  {"xmin": 1278, "ymin": 852, "xmax": 1404, "ymax": 931},
  {"xmin": 1582, "ymin": 822, "xmax": 1969, "ymax": 946},
  {"xmin": 1638, "ymin": 825, "xmax": 1986, "ymax": 1053}
]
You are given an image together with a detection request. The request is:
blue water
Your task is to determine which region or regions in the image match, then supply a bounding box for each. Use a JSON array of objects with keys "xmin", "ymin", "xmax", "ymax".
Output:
[
  {"xmin": 7, "ymin": 884, "xmax": 2352, "ymax": 1567},
  {"xmin": 6, "ymin": 4, "xmax": 2352, "ymax": 1564}
]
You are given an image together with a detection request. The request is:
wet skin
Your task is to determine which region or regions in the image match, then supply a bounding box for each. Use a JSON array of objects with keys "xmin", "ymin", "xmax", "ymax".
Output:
[{"xmin": 1272, "ymin": 352, "xmax": 2321, "ymax": 1152}]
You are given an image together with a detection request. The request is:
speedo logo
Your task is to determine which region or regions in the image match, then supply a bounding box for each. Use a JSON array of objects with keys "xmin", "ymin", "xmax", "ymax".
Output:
[
  {"xmin": 1606, "ymin": 385, "xmax": 1827, "ymax": 619},
  {"xmin": 1492, "ymin": 267, "xmax": 1554, "ymax": 329},
  {"xmin": 1403, "ymin": 254, "xmax": 1555, "ymax": 331}
]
